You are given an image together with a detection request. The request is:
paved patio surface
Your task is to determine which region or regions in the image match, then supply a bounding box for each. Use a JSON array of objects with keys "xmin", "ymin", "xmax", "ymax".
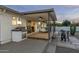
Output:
[
  {"xmin": 44, "ymin": 36, "xmax": 79, "ymax": 53},
  {"xmin": 43, "ymin": 40, "xmax": 56, "ymax": 53},
  {"xmin": 56, "ymin": 36, "xmax": 79, "ymax": 50},
  {"xmin": 56, "ymin": 46, "xmax": 79, "ymax": 53},
  {"xmin": 0, "ymin": 39, "xmax": 48, "ymax": 53},
  {"xmin": 0, "ymin": 35, "xmax": 79, "ymax": 53},
  {"xmin": 75, "ymin": 32, "xmax": 79, "ymax": 39}
]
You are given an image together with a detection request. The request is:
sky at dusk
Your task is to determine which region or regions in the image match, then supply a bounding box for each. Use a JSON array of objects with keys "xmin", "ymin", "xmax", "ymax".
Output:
[{"xmin": 6, "ymin": 5, "xmax": 79, "ymax": 22}]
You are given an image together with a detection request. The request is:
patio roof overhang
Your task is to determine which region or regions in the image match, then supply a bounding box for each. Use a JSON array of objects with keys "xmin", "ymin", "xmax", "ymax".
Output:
[{"xmin": 22, "ymin": 8, "xmax": 57, "ymax": 21}]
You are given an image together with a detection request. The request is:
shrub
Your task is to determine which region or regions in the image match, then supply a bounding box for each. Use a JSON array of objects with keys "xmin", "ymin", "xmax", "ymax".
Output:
[
  {"xmin": 62, "ymin": 20, "xmax": 71, "ymax": 26},
  {"xmin": 70, "ymin": 24, "xmax": 76, "ymax": 36}
]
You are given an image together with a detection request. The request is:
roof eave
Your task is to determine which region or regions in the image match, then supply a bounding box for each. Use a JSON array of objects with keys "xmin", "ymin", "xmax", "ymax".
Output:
[
  {"xmin": 0, "ymin": 5, "xmax": 22, "ymax": 14},
  {"xmin": 21, "ymin": 8, "xmax": 54, "ymax": 15}
]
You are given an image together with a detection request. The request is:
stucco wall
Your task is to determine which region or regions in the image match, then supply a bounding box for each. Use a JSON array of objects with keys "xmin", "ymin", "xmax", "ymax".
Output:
[
  {"xmin": 0, "ymin": 10, "xmax": 27, "ymax": 44},
  {"xmin": 0, "ymin": 12, "xmax": 12, "ymax": 44}
]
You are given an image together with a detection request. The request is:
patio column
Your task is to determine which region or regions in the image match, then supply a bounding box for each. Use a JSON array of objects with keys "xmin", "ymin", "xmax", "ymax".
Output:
[
  {"xmin": 48, "ymin": 12, "xmax": 56, "ymax": 42},
  {"xmin": 50, "ymin": 11, "xmax": 56, "ymax": 36},
  {"xmin": 48, "ymin": 12, "xmax": 52, "ymax": 42}
]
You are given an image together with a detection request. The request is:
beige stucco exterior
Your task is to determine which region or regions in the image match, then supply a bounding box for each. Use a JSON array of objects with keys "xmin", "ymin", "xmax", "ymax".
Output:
[{"xmin": 0, "ymin": 8, "xmax": 27, "ymax": 44}]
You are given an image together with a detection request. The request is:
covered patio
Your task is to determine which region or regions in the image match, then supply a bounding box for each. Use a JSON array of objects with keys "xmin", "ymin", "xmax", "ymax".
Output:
[{"xmin": 23, "ymin": 9, "xmax": 57, "ymax": 40}]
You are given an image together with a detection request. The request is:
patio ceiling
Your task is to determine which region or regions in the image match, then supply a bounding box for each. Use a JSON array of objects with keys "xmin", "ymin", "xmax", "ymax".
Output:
[{"xmin": 25, "ymin": 13, "xmax": 48, "ymax": 21}]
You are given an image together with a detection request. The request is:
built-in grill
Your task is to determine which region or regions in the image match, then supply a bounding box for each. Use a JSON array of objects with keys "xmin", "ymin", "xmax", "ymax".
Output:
[{"xmin": 12, "ymin": 27, "xmax": 27, "ymax": 42}]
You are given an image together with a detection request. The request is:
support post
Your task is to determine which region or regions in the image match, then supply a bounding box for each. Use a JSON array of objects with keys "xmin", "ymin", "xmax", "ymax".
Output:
[
  {"xmin": 48, "ymin": 12, "xmax": 52, "ymax": 42},
  {"xmin": 48, "ymin": 12, "xmax": 56, "ymax": 43}
]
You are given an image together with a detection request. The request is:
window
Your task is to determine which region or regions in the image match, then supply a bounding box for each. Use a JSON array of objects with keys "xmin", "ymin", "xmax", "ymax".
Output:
[
  {"xmin": 12, "ymin": 17, "xmax": 17, "ymax": 25},
  {"xmin": 17, "ymin": 17, "xmax": 22, "ymax": 25},
  {"xmin": 12, "ymin": 16, "xmax": 22, "ymax": 26}
]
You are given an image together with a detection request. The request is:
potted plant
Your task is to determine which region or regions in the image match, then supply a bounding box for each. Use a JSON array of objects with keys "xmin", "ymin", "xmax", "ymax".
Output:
[{"xmin": 70, "ymin": 24, "xmax": 76, "ymax": 36}]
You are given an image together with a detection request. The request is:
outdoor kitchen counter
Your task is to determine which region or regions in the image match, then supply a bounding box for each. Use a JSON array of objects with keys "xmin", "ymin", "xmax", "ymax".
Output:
[{"xmin": 12, "ymin": 30, "xmax": 27, "ymax": 42}]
